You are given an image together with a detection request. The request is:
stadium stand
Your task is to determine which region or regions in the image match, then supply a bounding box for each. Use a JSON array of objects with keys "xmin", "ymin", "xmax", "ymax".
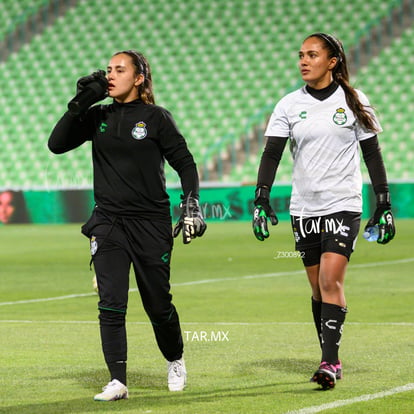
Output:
[
  {"xmin": 354, "ymin": 26, "xmax": 414, "ymax": 181},
  {"xmin": 0, "ymin": 0, "xmax": 48, "ymax": 39},
  {"xmin": 228, "ymin": 26, "xmax": 414, "ymax": 183},
  {"xmin": 0, "ymin": 0, "xmax": 412, "ymax": 189}
]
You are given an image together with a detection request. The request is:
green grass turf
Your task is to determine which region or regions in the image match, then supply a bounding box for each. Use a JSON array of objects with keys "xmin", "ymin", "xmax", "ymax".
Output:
[{"xmin": 0, "ymin": 220, "xmax": 413, "ymax": 413}]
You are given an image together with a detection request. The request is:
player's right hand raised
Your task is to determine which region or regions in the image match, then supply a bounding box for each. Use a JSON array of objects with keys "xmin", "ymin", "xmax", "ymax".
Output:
[
  {"xmin": 67, "ymin": 70, "xmax": 108, "ymax": 116},
  {"xmin": 76, "ymin": 70, "xmax": 108, "ymax": 95}
]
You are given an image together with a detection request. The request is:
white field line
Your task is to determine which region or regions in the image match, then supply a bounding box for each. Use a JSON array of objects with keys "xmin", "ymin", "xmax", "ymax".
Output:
[
  {"xmin": 1, "ymin": 320, "xmax": 413, "ymax": 326},
  {"xmin": 0, "ymin": 257, "xmax": 413, "ymax": 307},
  {"xmin": 285, "ymin": 383, "xmax": 414, "ymax": 414}
]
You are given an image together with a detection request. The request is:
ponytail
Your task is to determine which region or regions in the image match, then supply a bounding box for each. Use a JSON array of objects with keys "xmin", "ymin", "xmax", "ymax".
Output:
[{"xmin": 138, "ymin": 71, "xmax": 155, "ymax": 105}]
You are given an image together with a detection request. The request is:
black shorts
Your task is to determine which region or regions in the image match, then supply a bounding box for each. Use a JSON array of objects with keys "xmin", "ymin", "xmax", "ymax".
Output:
[{"xmin": 290, "ymin": 211, "xmax": 361, "ymax": 266}]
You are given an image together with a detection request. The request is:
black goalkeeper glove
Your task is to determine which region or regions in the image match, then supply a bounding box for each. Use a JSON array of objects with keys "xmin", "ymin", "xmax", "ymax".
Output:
[
  {"xmin": 173, "ymin": 195, "xmax": 207, "ymax": 244},
  {"xmin": 68, "ymin": 70, "xmax": 108, "ymax": 115},
  {"xmin": 364, "ymin": 192, "xmax": 396, "ymax": 244},
  {"xmin": 252, "ymin": 186, "xmax": 278, "ymax": 241}
]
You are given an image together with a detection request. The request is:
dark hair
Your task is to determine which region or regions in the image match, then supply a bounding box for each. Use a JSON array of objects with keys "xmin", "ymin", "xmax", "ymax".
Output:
[
  {"xmin": 113, "ymin": 50, "xmax": 155, "ymax": 105},
  {"xmin": 306, "ymin": 33, "xmax": 378, "ymax": 132}
]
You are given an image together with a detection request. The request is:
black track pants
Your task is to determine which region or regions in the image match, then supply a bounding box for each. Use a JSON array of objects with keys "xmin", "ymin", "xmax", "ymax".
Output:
[{"xmin": 82, "ymin": 209, "xmax": 184, "ymax": 365}]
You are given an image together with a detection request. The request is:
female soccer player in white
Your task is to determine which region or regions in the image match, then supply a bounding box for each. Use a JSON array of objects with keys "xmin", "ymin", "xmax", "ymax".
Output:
[{"xmin": 252, "ymin": 33, "xmax": 395, "ymax": 390}]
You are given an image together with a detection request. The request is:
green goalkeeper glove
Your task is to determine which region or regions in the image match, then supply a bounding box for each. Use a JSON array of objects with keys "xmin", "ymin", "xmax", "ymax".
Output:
[
  {"xmin": 252, "ymin": 186, "xmax": 278, "ymax": 241},
  {"xmin": 364, "ymin": 192, "xmax": 396, "ymax": 244}
]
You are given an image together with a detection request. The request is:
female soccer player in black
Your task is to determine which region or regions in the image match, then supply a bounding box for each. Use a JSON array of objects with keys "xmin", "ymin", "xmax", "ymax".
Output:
[{"xmin": 48, "ymin": 50, "xmax": 206, "ymax": 401}]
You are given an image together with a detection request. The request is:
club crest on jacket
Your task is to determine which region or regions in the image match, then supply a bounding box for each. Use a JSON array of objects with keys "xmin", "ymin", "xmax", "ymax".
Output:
[{"xmin": 132, "ymin": 121, "xmax": 147, "ymax": 140}]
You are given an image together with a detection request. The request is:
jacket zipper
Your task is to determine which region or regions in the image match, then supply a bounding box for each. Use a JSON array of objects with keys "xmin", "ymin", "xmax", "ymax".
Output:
[{"xmin": 117, "ymin": 106, "xmax": 124, "ymax": 136}]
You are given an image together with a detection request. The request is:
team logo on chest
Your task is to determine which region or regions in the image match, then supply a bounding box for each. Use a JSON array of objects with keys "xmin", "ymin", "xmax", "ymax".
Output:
[
  {"xmin": 333, "ymin": 107, "xmax": 347, "ymax": 125},
  {"xmin": 131, "ymin": 121, "xmax": 147, "ymax": 140}
]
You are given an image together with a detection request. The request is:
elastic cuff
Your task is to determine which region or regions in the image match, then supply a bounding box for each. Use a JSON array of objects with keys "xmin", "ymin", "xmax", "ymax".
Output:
[
  {"xmin": 255, "ymin": 186, "xmax": 270, "ymax": 203},
  {"xmin": 376, "ymin": 192, "xmax": 391, "ymax": 207}
]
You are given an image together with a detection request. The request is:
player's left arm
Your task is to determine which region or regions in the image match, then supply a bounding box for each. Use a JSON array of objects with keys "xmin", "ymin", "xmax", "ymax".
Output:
[
  {"xmin": 360, "ymin": 135, "xmax": 396, "ymax": 244},
  {"xmin": 158, "ymin": 110, "xmax": 207, "ymax": 244},
  {"xmin": 171, "ymin": 157, "xmax": 207, "ymax": 244}
]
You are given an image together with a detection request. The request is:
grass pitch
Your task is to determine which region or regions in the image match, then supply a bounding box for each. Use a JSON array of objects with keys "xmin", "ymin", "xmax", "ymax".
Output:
[{"xmin": 1, "ymin": 220, "xmax": 413, "ymax": 413}]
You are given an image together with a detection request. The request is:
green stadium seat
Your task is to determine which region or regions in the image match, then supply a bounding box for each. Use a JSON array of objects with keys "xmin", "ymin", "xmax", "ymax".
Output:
[{"xmin": 0, "ymin": 0, "xmax": 411, "ymax": 189}]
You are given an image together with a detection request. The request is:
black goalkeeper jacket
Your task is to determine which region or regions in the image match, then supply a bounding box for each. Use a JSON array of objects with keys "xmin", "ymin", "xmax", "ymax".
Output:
[{"xmin": 48, "ymin": 99, "xmax": 199, "ymax": 220}]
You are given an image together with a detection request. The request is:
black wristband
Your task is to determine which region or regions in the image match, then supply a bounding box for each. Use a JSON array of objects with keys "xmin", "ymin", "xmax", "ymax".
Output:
[
  {"xmin": 376, "ymin": 192, "xmax": 391, "ymax": 208},
  {"xmin": 255, "ymin": 186, "xmax": 270, "ymax": 204}
]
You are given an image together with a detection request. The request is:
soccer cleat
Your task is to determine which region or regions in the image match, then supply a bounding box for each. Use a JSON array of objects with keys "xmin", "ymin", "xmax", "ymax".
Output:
[
  {"xmin": 311, "ymin": 361, "xmax": 337, "ymax": 390},
  {"xmin": 334, "ymin": 360, "xmax": 342, "ymax": 380},
  {"xmin": 94, "ymin": 379, "xmax": 128, "ymax": 401},
  {"xmin": 167, "ymin": 358, "xmax": 187, "ymax": 391}
]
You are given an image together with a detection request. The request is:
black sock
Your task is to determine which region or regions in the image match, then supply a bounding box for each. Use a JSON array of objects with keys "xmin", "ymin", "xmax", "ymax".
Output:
[
  {"xmin": 311, "ymin": 297, "xmax": 322, "ymax": 348},
  {"xmin": 321, "ymin": 302, "xmax": 347, "ymax": 364},
  {"xmin": 107, "ymin": 361, "xmax": 127, "ymax": 385},
  {"xmin": 99, "ymin": 310, "xmax": 127, "ymax": 385}
]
